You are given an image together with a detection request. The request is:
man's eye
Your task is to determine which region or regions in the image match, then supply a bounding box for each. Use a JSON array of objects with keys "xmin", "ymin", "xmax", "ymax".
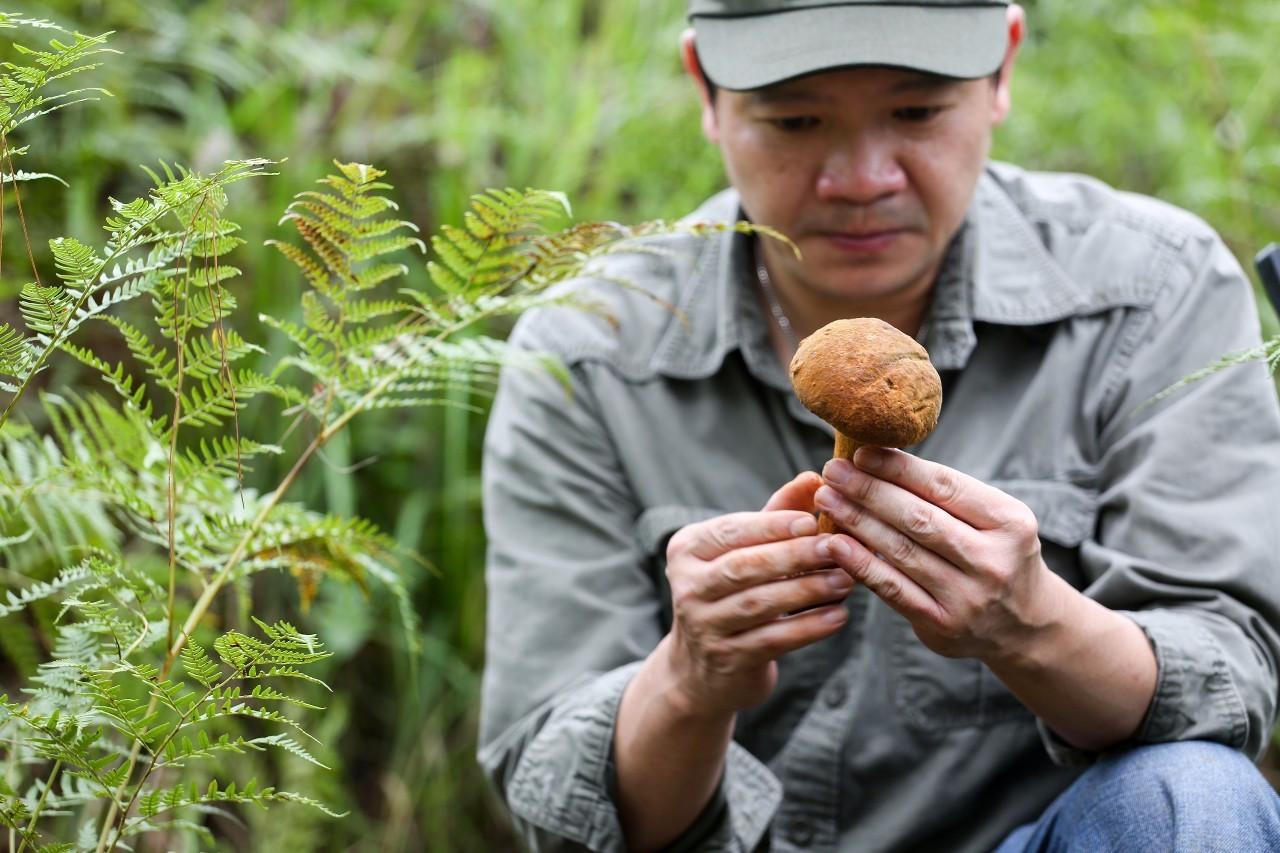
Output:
[
  {"xmin": 771, "ymin": 116, "xmax": 819, "ymax": 132},
  {"xmin": 894, "ymin": 106, "xmax": 945, "ymax": 123}
]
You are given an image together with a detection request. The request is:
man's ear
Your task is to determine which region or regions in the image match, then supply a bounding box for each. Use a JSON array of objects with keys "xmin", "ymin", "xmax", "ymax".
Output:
[
  {"xmin": 992, "ymin": 4, "xmax": 1025, "ymax": 125},
  {"xmin": 680, "ymin": 29, "xmax": 721, "ymax": 143}
]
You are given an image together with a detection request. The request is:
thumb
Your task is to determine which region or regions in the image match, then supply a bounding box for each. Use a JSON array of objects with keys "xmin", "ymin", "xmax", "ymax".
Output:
[{"xmin": 762, "ymin": 471, "xmax": 823, "ymax": 513}]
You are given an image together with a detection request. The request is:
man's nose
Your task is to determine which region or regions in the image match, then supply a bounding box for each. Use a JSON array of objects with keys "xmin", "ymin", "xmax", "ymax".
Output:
[{"xmin": 815, "ymin": 136, "xmax": 907, "ymax": 205}]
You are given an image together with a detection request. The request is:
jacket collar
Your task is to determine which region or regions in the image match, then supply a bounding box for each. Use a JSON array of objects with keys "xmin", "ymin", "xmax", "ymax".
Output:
[{"xmin": 648, "ymin": 165, "xmax": 1092, "ymax": 382}]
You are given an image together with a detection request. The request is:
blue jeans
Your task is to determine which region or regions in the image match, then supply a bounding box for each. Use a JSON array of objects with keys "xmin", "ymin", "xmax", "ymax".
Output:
[{"xmin": 993, "ymin": 741, "xmax": 1280, "ymax": 852}]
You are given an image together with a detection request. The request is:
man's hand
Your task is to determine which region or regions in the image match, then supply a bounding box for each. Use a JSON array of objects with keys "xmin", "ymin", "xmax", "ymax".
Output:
[
  {"xmin": 814, "ymin": 447, "xmax": 1062, "ymax": 664},
  {"xmin": 813, "ymin": 446, "xmax": 1158, "ymax": 752},
  {"xmin": 662, "ymin": 471, "xmax": 852, "ymax": 718}
]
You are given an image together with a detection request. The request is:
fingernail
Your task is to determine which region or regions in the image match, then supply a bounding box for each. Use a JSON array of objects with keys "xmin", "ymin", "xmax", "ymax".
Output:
[
  {"xmin": 827, "ymin": 571, "xmax": 853, "ymax": 592},
  {"xmin": 791, "ymin": 516, "xmax": 818, "ymax": 537},
  {"xmin": 855, "ymin": 447, "xmax": 883, "ymax": 471},
  {"xmin": 829, "ymin": 536, "xmax": 852, "ymax": 560},
  {"xmin": 824, "ymin": 459, "xmax": 853, "ymax": 484},
  {"xmin": 814, "ymin": 486, "xmax": 838, "ymax": 510}
]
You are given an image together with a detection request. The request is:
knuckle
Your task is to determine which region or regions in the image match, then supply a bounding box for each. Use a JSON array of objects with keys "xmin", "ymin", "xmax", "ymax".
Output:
[
  {"xmin": 735, "ymin": 590, "xmax": 770, "ymax": 622},
  {"xmin": 848, "ymin": 542, "xmax": 876, "ymax": 577},
  {"xmin": 717, "ymin": 552, "xmax": 750, "ymax": 589},
  {"xmin": 715, "ymin": 517, "xmax": 743, "ymax": 550},
  {"xmin": 904, "ymin": 506, "xmax": 935, "ymax": 538},
  {"xmin": 931, "ymin": 469, "xmax": 961, "ymax": 505},
  {"xmin": 878, "ymin": 574, "xmax": 905, "ymax": 606},
  {"xmin": 887, "ymin": 533, "xmax": 917, "ymax": 565},
  {"xmin": 999, "ymin": 503, "xmax": 1038, "ymax": 539}
]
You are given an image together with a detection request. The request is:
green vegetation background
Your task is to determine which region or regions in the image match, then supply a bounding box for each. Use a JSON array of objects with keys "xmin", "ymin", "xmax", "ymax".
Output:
[{"xmin": 1, "ymin": 0, "xmax": 1276, "ymax": 849}]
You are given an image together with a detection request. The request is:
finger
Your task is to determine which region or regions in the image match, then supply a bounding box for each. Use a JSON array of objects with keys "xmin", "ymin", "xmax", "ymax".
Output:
[
  {"xmin": 701, "ymin": 569, "xmax": 854, "ymax": 634},
  {"xmin": 815, "ymin": 470, "xmax": 981, "ymax": 574},
  {"xmin": 721, "ymin": 601, "xmax": 849, "ymax": 665},
  {"xmin": 827, "ymin": 534, "xmax": 944, "ymax": 623},
  {"xmin": 671, "ymin": 510, "xmax": 818, "ymax": 562},
  {"xmin": 814, "ymin": 486, "xmax": 960, "ymax": 604},
  {"xmin": 697, "ymin": 534, "xmax": 834, "ymax": 601},
  {"xmin": 762, "ymin": 471, "xmax": 823, "ymax": 513},
  {"xmin": 848, "ymin": 448, "xmax": 1023, "ymax": 531}
]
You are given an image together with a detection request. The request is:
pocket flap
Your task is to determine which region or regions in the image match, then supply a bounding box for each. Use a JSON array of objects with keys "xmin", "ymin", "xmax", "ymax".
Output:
[{"xmin": 990, "ymin": 479, "xmax": 1097, "ymax": 548}]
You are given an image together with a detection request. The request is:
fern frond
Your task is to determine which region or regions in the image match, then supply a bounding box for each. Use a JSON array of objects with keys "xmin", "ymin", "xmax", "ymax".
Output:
[
  {"xmin": 0, "ymin": 168, "xmax": 67, "ymax": 185},
  {"xmin": 130, "ymin": 779, "xmax": 343, "ymax": 828},
  {"xmin": 0, "ymin": 22, "xmax": 116, "ymax": 135},
  {"xmin": 274, "ymin": 162, "xmax": 424, "ymax": 301},
  {"xmin": 425, "ymin": 188, "xmax": 569, "ymax": 297},
  {"xmin": 100, "ymin": 315, "xmax": 173, "ymax": 390},
  {"xmin": 49, "ymin": 237, "xmax": 99, "ymax": 290},
  {"xmin": 157, "ymin": 731, "xmax": 327, "ymax": 770},
  {"xmin": 152, "ymin": 281, "xmax": 238, "ymax": 341},
  {"xmin": 18, "ymin": 284, "xmax": 74, "ymax": 338},
  {"xmin": 179, "ymin": 641, "xmax": 220, "ymax": 689},
  {"xmin": 176, "ymin": 436, "xmax": 281, "ymax": 482},
  {"xmin": 0, "ymin": 562, "xmax": 95, "ymax": 618},
  {"xmin": 0, "ymin": 321, "xmax": 35, "ymax": 378},
  {"xmin": 177, "ymin": 369, "xmax": 282, "ymax": 429}
]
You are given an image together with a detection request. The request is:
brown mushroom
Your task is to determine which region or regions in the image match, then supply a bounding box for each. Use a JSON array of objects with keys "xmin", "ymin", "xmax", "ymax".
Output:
[{"xmin": 789, "ymin": 317, "xmax": 943, "ymax": 534}]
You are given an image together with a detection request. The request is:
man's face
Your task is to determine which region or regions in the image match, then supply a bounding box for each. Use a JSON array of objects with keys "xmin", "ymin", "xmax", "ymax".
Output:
[{"xmin": 694, "ymin": 60, "xmax": 1013, "ymax": 308}]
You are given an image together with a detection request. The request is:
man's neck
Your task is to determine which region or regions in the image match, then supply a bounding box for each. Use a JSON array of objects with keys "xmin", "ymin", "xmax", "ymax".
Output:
[
  {"xmin": 785, "ymin": 283, "xmax": 934, "ymax": 342},
  {"xmin": 757, "ymin": 255, "xmax": 939, "ymax": 368}
]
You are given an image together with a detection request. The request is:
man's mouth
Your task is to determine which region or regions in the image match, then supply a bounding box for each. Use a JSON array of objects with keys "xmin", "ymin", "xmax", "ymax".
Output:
[{"xmin": 818, "ymin": 229, "xmax": 907, "ymax": 252}]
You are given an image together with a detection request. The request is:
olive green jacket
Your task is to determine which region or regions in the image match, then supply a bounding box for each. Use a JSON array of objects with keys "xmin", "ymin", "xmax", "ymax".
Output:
[{"xmin": 477, "ymin": 162, "xmax": 1280, "ymax": 853}]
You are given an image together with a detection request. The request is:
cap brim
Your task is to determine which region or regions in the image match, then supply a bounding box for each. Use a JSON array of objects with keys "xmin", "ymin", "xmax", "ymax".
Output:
[{"xmin": 695, "ymin": 5, "xmax": 1009, "ymax": 90}]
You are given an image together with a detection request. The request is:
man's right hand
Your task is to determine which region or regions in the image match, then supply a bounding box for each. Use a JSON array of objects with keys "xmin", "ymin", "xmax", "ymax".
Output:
[{"xmin": 661, "ymin": 471, "xmax": 854, "ymax": 718}]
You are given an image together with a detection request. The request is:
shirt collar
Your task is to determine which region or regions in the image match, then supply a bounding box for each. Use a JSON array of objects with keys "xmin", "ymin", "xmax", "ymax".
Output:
[{"xmin": 648, "ymin": 166, "xmax": 1091, "ymax": 381}]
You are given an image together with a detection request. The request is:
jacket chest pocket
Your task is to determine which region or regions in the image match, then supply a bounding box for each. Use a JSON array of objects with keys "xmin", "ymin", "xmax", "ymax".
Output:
[{"xmin": 887, "ymin": 479, "xmax": 1098, "ymax": 731}]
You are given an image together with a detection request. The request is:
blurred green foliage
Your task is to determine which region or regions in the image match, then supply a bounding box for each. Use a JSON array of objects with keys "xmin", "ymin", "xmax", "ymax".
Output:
[{"xmin": 0, "ymin": 0, "xmax": 1275, "ymax": 848}]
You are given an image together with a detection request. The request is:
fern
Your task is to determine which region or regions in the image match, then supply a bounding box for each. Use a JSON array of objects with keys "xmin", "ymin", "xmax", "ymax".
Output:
[{"xmin": 0, "ymin": 45, "xmax": 762, "ymax": 841}]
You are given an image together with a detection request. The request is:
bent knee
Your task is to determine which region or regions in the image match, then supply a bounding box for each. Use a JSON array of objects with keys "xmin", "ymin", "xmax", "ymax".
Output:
[{"xmin": 1072, "ymin": 741, "xmax": 1278, "ymax": 835}]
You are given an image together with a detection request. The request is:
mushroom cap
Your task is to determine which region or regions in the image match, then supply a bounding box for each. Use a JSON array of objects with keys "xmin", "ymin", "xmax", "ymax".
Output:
[{"xmin": 789, "ymin": 317, "xmax": 942, "ymax": 447}]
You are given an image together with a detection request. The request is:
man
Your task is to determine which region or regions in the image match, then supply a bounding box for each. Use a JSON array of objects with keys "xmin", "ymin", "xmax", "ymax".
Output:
[{"xmin": 478, "ymin": 1, "xmax": 1280, "ymax": 850}]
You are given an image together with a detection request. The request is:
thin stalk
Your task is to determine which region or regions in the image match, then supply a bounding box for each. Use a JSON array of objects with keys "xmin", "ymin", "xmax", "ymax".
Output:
[
  {"xmin": 165, "ymin": 267, "xmax": 188, "ymax": 653},
  {"xmin": 15, "ymin": 758, "xmax": 61, "ymax": 853}
]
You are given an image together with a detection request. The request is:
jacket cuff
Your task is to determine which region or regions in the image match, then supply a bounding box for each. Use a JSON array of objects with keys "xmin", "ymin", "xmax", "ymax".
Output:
[
  {"xmin": 499, "ymin": 661, "xmax": 782, "ymax": 852},
  {"xmin": 1124, "ymin": 609, "xmax": 1249, "ymax": 747},
  {"xmin": 502, "ymin": 663, "xmax": 640, "ymax": 850},
  {"xmin": 1029, "ymin": 612, "xmax": 1249, "ymax": 763},
  {"xmin": 1033, "ymin": 610, "xmax": 1251, "ymax": 768}
]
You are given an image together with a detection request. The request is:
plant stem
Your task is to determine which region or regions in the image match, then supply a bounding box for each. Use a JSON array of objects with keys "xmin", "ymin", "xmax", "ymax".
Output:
[{"xmin": 16, "ymin": 758, "xmax": 61, "ymax": 853}]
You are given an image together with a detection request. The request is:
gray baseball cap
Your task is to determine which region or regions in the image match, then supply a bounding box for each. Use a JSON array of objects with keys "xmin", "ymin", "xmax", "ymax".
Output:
[{"xmin": 688, "ymin": 0, "xmax": 1011, "ymax": 90}]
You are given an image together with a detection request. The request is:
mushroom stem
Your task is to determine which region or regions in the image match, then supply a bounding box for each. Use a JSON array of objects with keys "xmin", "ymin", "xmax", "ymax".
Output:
[{"xmin": 819, "ymin": 432, "xmax": 863, "ymax": 534}]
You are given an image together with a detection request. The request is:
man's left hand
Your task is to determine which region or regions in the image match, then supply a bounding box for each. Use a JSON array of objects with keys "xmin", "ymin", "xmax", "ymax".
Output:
[{"xmin": 814, "ymin": 445, "xmax": 1064, "ymax": 664}]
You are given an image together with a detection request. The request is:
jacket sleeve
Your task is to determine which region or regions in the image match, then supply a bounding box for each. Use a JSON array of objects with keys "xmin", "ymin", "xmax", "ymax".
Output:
[
  {"xmin": 1039, "ymin": 228, "xmax": 1280, "ymax": 766},
  {"xmin": 477, "ymin": 318, "xmax": 782, "ymax": 851}
]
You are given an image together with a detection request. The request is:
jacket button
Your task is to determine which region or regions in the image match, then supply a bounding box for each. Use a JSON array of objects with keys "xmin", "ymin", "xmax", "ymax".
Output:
[
  {"xmin": 789, "ymin": 821, "xmax": 815, "ymax": 847},
  {"xmin": 823, "ymin": 679, "xmax": 848, "ymax": 707}
]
